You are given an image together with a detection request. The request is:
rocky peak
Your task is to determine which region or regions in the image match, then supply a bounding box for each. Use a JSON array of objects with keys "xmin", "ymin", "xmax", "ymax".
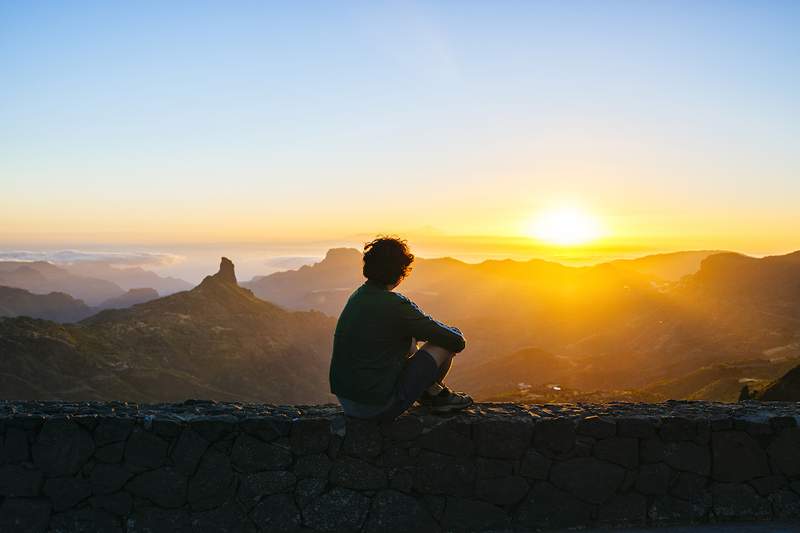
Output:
[
  {"xmin": 323, "ymin": 248, "xmax": 362, "ymax": 265},
  {"xmin": 199, "ymin": 257, "xmax": 238, "ymax": 288}
]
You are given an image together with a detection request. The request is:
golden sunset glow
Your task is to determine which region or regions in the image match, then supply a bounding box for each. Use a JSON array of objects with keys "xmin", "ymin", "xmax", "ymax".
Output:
[{"xmin": 525, "ymin": 207, "xmax": 603, "ymax": 246}]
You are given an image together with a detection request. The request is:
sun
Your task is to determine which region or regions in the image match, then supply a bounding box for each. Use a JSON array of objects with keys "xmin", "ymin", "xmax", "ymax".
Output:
[{"xmin": 525, "ymin": 207, "xmax": 603, "ymax": 246}]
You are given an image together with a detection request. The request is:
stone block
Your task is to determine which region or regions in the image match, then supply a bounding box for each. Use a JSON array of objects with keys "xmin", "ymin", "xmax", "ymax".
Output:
[
  {"xmin": 364, "ymin": 489, "xmax": 438, "ymax": 533},
  {"xmin": 441, "ymin": 496, "xmax": 511, "ymax": 532},
  {"xmin": 250, "ymin": 493, "xmax": 300, "ymax": 531},
  {"xmin": 231, "ymin": 433, "xmax": 291, "ymax": 472},
  {"xmin": 295, "ymin": 477, "xmax": 326, "ymax": 509},
  {"xmin": 188, "ymin": 415, "xmax": 238, "ymax": 442},
  {"xmin": 712, "ymin": 430, "xmax": 770, "ymax": 482},
  {"xmin": 618, "ymin": 417, "xmax": 656, "ymax": 438},
  {"xmin": 474, "ymin": 475, "xmax": 528, "ymax": 505},
  {"xmin": 637, "ymin": 463, "xmax": 672, "ymax": 495},
  {"xmin": 330, "ymin": 456, "xmax": 387, "ymax": 490},
  {"xmin": 750, "ymin": 474, "xmax": 788, "ymax": 496},
  {"xmin": 91, "ymin": 492, "xmax": 133, "ymax": 517},
  {"xmin": 0, "ymin": 497, "xmax": 51, "ymax": 533},
  {"xmin": 293, "ymin": 453, "xmax": 332, "ymax": 479},
  {"xmin": 594, "ymin": 436, "xmax": 638, "ymax": 468},
  {"xmin": 126, "ymin": 507, "xmax": 189, "ymax": 533},
  {"xmin": 412, "ymin": 450, "xmax": 474, "ymax": 497},
  {"xmin": 126, "ymin": 467, "xmax": 187, "ymax": 508},
  {"xmin": 533, "ymin": 418, "xmax": 574, "ymax": 455},
  {"xmin": 380, "ymin": 415, "xmax": 423, "ymax": 441},
  {"xmin": 597, "ymin": 492, "xmax": 647, "ymax": 526},
  {"xmin": 93, "ymin": 418, "xmax": 134, "ymax": 447},
  {"xmin": 94, "ymin": 441, "xmax": 126, "ymax": 463},
  {"xmin": 641, "ymin": 437, "xmax": 666, "ymax": 463},
  {"xmin": 90, "ymin": 463, "xmax": 131, "ymax": 495},
  {"xmin": 187, "ymin": 450, "xmax": 235, "ymax": 510},
  {"xmin": 577, "ymin": 415, "xmax": 616, "ymax": 439},
  {"xmin": 171, "ymin": 429, "xmax": 209, "ymax": 475},
  {"xmin": 663, "ymin": 440, "xmax": 710, "ymax": 475},
  {"xmin": 475, "ymin": 457, "xmax": 513, "ymax": 479},
  {"xmin": 418, "ymin": 421, "xmax": 474, "ymax": 458},
  {"xmin": 43, "ymin": 477, "xmax": 92, "ymax": 511},
  {"xmin": 550, "ymin": 457, "xmax": 625, "ymax": 504},
  {"xmin": 0, "ymin": 463, "xmax": 43, "ymax": 496},
  {"xmin": 649, "ymin": 495, "xmax": 707, "ymax": 524},
  {"xmin": 660, "ymin": 417, "xmax": 696, "ymax": 441},
  {"xmin": 237, "ymin": 470, "xmax": 296, "ymax": 509},
  {"xmin": 291, "ymin": 418, "xmax": 330, "ymax": 455},
  {"xmin": 189, "ymin": 499, "xmax": 255, "ymax": 533},
  {"xmin": 515, "ymin": 481, "xmax": 593, "ymax": 530},
  {"xmin": 768, "ymin": 427, "xmax": 800, "ymax": 477},
  {"xmin": 302, "ymin": 487, "xmax": 370, "ymax": 532},
  {"xmin": 124, "ymin": 429, "xmax": 167, "ymax": 470},
  {"xmin": 33, "ymin": 418, "xmax": 94, "ymax": 476},
  {"xmin": 712, "ymin": 482, "xmax": 771, "ymax": 521},
  {"xmin": 48, "ymin": 507, "xmax": 122, "ymax": 533},
  {"xmin": 2, "ymin": 428, "xmax": 29, "ymax": 463},
  {"xmin": 520, "ymin": 450, "xmax": 551, "ymax": 480},
  {"xmin": 769, "ymin": 489, "xmax": 800, "ymax": 519},
  {"xmin": 342, "ymin": 418, "xmax": 383, "ymax": 458},
  {"xmin": 475, "ymin": 419, "xmax": 533, "ymax": 459},
  {"xmin": 670, "ymin": 471, "xmax": 709, "ymax": 503},
  {"xmin": 241, "ymin": 416, "xmax": 290, "ymax": 442}
]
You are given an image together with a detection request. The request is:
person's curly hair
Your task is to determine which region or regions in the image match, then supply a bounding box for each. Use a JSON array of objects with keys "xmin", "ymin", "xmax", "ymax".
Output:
[{"xmin": 363, "ymin": 236, "xmax": 414, "ymax": 286}]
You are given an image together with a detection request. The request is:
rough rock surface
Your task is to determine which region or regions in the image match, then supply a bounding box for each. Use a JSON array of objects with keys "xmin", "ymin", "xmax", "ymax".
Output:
[{"xmin": 0, "ymin": 400, "xmax": 798, "ymax": 532}]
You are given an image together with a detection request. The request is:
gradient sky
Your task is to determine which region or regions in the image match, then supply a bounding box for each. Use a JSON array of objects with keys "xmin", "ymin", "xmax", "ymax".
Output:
[{"xmin": 1, "ymin": 1, "xmax": 799, "ymax": 256}]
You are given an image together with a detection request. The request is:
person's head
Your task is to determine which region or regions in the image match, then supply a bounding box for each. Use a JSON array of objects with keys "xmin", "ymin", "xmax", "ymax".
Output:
[{"xmin": 363, "ymin": 236, "xmax": 414, "ymax": 288}]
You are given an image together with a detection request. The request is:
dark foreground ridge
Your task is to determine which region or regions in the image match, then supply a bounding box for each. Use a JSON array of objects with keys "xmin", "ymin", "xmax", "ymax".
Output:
[{"xmin": 1, "ymin": 401, "xmax": 799, "ymax": 532}]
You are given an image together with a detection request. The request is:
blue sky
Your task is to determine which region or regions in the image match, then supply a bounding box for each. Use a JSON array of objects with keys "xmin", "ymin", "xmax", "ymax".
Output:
[{"xmin": 1, "ymin": 1, "xmax": 798, "ymax": 254}]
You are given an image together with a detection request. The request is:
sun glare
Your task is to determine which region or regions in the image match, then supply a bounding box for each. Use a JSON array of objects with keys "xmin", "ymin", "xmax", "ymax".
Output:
[{"xmin": 526, "ymin": 207, "xmax": 603, "ymax": 246}]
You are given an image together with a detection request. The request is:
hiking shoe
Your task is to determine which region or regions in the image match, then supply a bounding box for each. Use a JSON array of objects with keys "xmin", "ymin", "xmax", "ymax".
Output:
[{"xmin": 419, "ymin": 386, "xmax": 473, "ymax": 413}]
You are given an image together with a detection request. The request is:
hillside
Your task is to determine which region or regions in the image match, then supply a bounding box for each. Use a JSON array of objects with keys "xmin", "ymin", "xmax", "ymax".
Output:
[
  {"xmin": 756, "ymin": 363, "xmax": 800, "ymax": 401},
  {"xmin": 0, "ymin": 285, "xmax": 94, "ymax": 322},
  {"xmin": 98, "ymin": 287, "xmax": 160, "ymax": 309},
  {"xmin": 0, "ymin": 261, "xmax": 125, "ymax": 305},
  {"xmin": 0, "ymin": 258, "xmax": 335, "ymax": 403},
  {"xmin": 245, "ymin": 248, "xmax": 800, "ymax": 396}
]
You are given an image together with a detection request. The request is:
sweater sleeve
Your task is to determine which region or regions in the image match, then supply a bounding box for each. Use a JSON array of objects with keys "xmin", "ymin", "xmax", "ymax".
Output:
[{"xmin": 392, "ymin": 293, "xmax": 466, "ymax": 353}]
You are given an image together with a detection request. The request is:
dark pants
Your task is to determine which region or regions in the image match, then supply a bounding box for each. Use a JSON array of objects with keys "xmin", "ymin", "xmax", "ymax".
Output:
[{"xmin": 372, "ymin": 349, "xmax": 452, "ymax": 422}]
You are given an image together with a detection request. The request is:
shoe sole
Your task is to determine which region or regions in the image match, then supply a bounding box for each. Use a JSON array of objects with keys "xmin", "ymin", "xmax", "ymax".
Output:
[{"xmin": 429, "ymin": 398, "xmax": 474, "ymax": 414}]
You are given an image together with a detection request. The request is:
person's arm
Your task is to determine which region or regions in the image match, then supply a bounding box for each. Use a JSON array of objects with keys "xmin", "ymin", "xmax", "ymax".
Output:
[{"xmin": 392, "ymin": 293, "xmax": 466, "ymax": 353}]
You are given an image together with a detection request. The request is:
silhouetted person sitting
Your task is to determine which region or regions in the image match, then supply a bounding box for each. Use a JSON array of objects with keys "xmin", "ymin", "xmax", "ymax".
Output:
[{"xmin": 330, "ymin": 236, "xmax": 473, "ymax": 420}]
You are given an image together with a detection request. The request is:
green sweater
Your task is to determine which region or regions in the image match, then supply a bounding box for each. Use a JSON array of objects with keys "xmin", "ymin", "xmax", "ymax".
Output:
[{"xmin": 329, "ymin": 280, "xmax": 466, "ymax": 405}]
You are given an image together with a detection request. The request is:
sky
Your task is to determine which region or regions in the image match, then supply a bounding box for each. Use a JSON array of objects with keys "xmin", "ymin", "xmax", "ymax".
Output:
[{"xmin": 1, "ymin": 0, "xmax": 799, "ymax": 266}]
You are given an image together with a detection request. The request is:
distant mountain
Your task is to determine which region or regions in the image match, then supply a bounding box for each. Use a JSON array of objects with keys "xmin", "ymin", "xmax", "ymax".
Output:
[
  {"xmin": 608, "ymin": 250, "xmax": 723, "ymax": 282},
  {"xmin": 755, "ymin": 362, "xmax": 800, "ymax": 401},
  {"xmin": 98, "ymin": 288, "xmax": 160, "ymax": 309},
  {"xmin": 0, "ymin": 286, "xmax": 94, "ymax": 322},
  {"xmin": 0, "ymin": 261, "xmax": 124, "ymax": 305},
  {"xmin": 65, "ymin": 261, "xmax": 192, "ymax": 295},
  {"xmin": 0, "ymin": 258, "xmax": 335, "ymax": 403},
  {"xmin": 245, "ymin": 247, "xmax": 800, "ymax": 401},
  {"xmin": 244, "ymin": 247, "xmax": 363, "ymax": 313}
]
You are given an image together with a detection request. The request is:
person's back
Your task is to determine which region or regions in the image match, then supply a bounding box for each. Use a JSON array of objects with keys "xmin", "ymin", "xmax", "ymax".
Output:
[{"xmin": 329, "ymin": 236, "xmax": 472, "ymax": 421}]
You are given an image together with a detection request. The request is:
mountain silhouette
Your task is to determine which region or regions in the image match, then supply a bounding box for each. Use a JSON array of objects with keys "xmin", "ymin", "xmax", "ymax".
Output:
[
  {"xmin": 0, "ymin": 261, "xmax": 125, "ymax": 305},
  {"xmin": 65, "ymin": 260, "xmax": 192, "ymax": 295},
  {"xmin": 0, "ymin": 258, "xmax": 335, "ymax": 403},
  {"xmin": 0, "ymin": 285, "xmax": 94, "ymax": 322},
  {"xmin": 98, "ymin": 287, "xmax": 160, "ymax": 310},
  {"xmin": 246, "ymin": 247, "xmax": 800, "ymax": 400}
]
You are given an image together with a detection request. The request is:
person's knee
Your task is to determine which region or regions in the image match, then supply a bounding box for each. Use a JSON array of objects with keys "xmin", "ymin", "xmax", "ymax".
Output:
[{"xmin": 421, "ymin": 342, "xmax": 454, "ymax": 367}]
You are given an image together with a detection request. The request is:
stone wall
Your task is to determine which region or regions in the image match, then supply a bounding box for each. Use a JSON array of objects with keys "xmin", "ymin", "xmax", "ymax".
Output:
[{"xmin": 1, "ymin": 400, "xmax": 800, "ymax": 532}]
